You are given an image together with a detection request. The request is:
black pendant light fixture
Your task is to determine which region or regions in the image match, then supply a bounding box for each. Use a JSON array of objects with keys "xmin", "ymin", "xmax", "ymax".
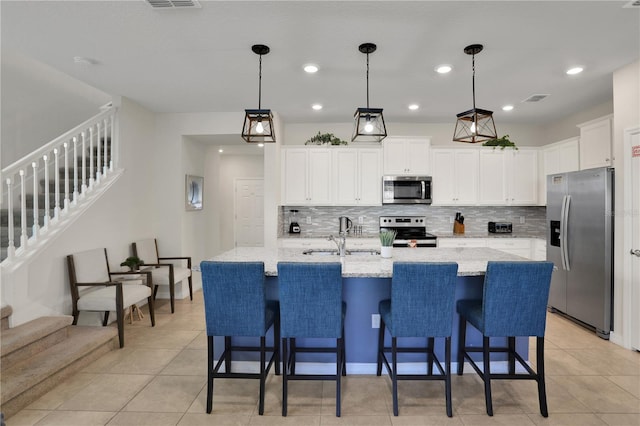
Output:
[
  {"xmin": 453, "ymin": 44, "xmax": 497, "ymax": 143},
  {"xmin": 352, "ymin": 42, "xmax": 387, "ymax": 143},
  {"xmin": 242, "ymin": 44, "xmax": 275, "ymax": 143}
]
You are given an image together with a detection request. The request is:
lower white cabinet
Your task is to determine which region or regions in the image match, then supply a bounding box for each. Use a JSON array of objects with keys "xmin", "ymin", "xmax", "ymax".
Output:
[
  {"xmin": 437, "ymin": 238, "xmax": 487, "ymax": 248},
  {"xmin": 438, "ymin": 237, "xmax": 537, "ymax": 259}
]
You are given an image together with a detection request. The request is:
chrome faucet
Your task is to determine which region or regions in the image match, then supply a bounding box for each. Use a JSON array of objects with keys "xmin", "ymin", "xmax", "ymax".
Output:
[{"xmin": 328, "ymin": 234, "xmax": 347, "ymax": 257}]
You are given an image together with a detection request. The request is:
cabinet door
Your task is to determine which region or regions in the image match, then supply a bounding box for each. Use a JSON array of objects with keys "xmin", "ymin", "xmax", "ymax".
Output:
[
  {"xmin": 508, "ymin": 149, "xmax": 538, "ymax": 205},
  {"xmin": 358, "ymin": 149, "xmax": 382, "ymax": 205},
  {"xmin": 406, "ymin": 139, "xmax": 430, "ymax": 175},
  {"xmin": 382, "ymin": 139, "xmax": 407, "ymax": 174},
  {"xmin": 558, "ymin": 140, "xmax": 579, "ymax": 172},
  {"xmin": 333, "ymin": 149, "xmax": 358, "ymax": 205},
  {"xmin": 454, "ymin": 150, "xmax": 479, "ymax": 205},
  {"xmin": 478, "ymin": 150, "xmax": 506, "ymax": 204},
  {"xmin": 282, "ymin": 149, "xmax": 309, "ymax": 205},
  {"xmin": 308, "ymin": 149, "xmax": 332, "ymax": 204},
  {"xmin": 579, "ymin": 116, "xmax": 612, "ymax": 170},
  {"xmin": 430, "ymin": 149, "xmax": 456, "ymax": 204}
]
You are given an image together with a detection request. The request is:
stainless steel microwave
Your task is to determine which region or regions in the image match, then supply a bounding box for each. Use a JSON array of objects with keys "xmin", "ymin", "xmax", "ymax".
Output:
[{"xmin": 382, "ymin": 175, "xmax": 432, "ymax": 204}]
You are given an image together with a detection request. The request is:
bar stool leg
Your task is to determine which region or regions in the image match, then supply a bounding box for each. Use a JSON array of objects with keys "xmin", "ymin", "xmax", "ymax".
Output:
[
  {"xmin": 537, "ymin": 337, "xmax": 549, "ymax": 417},
  {"xmin": 376, "ymin": 321, "xmax": 385, "ymax": 376},
  {"xmin": 508, "ymin": 336, "xmax": 516, "ymax": 374},
  {"xmin": 427, "ymin": 337, "xmax": 435, "ymax": 375},
  {"xmin": 483, "ymin": 336, "xmax": 493, "ymax": 416},
  {"xmin": 206, "ymin": 336, "xmax": 214, "ymax": 413},
  {"xmin": 392, "ymin": 337, "xmax": 399, "ymax": 416},
  {"xmin": 457, "ymin": 315, "xmax": 467, "ymax": 375},
  {"xmin": 445, "ymin": 336, "xmax": 453, "ymax": 417},
  {"xmin": 258, "ymin": 336, "xmax": 266, "ymax": 415},
  {"xmin": 282, "ymin": 337, "xmax": 288, "ymax": 417},
  {"xmin": 224, "ymin": 336, "xmax": 232, "ymax": 373},
  {"xmin": 336, "ymin": 337, "xmax": 342, "ymax": 417},
  {"xmin": 342, "ymin": 325, "xmax": 347, "ymax": 376}
]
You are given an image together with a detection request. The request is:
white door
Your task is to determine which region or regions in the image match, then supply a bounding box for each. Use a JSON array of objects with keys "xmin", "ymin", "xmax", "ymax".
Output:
[
  {"xmin": 627, "ymin": 127, "xmax": 640, "ymax": 350},
  {"xmin": 235, "ymin": 179, "xmax": 264, "ymax": 247}
]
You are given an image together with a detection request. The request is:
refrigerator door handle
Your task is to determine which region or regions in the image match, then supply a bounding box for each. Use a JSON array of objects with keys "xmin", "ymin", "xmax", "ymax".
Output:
[{"xmin": 562, "ymin": 195, "xmax": 571, "ymax": 271}]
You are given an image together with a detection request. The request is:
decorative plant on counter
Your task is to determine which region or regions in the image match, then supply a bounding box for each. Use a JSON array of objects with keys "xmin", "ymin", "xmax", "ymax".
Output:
[
  {"xmin": 379, "ymin": 230, "xmax": 397, "ymax": 247},
  {"xmin": 482, "ymin": 134, "xmax": 518, "ymax": 150},
  {"xmin": 120, "ymin": 256, "xmax": 144, "ymax": 271},
  {"xmin": 305, "ymin": 131, "xmax": 348, "ymax": 146}
]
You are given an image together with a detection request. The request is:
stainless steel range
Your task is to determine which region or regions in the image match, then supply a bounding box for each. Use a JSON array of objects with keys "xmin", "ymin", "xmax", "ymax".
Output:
[{"xmin": 379, "ymin": 216, "xmax": 437, "ymax": 248}]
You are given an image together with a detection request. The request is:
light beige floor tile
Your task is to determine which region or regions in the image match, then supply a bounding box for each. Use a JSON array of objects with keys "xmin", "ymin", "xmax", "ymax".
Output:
[
  {"xmin": 381, "ymin": 378, "xmax": 451, "ymax": 417},
  {"xmin": 598, "ymin": 413, "xmax": 640, "ymax": 426},
  {"xmin": 542, "ymin": 349, "xmax": 596, "ymax": 377},
  {"xmin": 322, "ymin": 376, "xmax": 389, "ymax": 416},
  {"xmin": 321, "ymin": 414, "xmax": 393, "ymax": 425},
  {"xmin": 82, "ymin": 347, "xmax": 139, "ymax": 373},
  {"xmin": 262, "ymin": 377, "xmax": 324, "ymax": 416},
  {"xmin": 57, "ymin": 373, "xmax": 154, "ymax": 411},
  {"xmin": 450, "ymin": 374, "xmax": 524, "ymax": 415},
  {"xmin": 185, "ymin": 331, "xmax": 208, "ymax": 350},
  {"xmin": 457, "ymin": 413, "xmax": 536, "ymax": 425},
  {"xmin": 4, "ymin": 409, "xmax": 50, "ymax": 426},
  {"xmin": 158, "ymin": 314, "xmax": 205, "ymax": 331},
  {"xmin": 106, "ymin": 411, "xmax": 183, "ymax": 425},
  {"xmin": 160, "ymin": 348, "xmax": 207, "ymax": 376},
  {"xmin": 563, "ymin": 349, "xmax": 640, "ymax": 376},
  {"xmin": 91, "ymin": 348, "xmax": 180, "ymax": 375},
  {"xmin": 188, "ymin": 377, "xmax": 264, "ymax": 415},
  {"xmin": 247, "ymin": 415, "xmax": 321, "ymax": 425},
  {"xmin": 34, "ymin": 410, "xmax": 117, "ymax": 425},
  {"xmin": 556, "ymin": 376, "xmax": 640, "ymax": 413},
  {"xmin": 507, "ymin": 376, "xmax": 592, "ymax": 415},
  {"xmin": 26, "ymin": 373, "xmax": 98, "ymax": 410},
  {"xmin": 390, "ymin": 414, "xmax": 464, "ymax": 426},
  {"xmin": 125, "ymin": 329, "xmax": 201, "ymax": 349},
  {"xmin": 177, "ymin": 413, "xmax": 251, "ymax": 425},
  {"xmin": 124, "ymin": 375, "xmax": 205, "ymax": 413},
  {"xmin": 527, "ymin": 413, "xmax": 607, "ymax": 425},
  {"xmin": 607, "ymin": 375, "xmax": 640, "ymax": 398}
]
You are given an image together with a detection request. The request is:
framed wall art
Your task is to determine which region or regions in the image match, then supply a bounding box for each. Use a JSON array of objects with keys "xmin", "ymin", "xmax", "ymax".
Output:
[{"xmin": 185, "ymin": 174, "xmax": 203, "ymax": 211}]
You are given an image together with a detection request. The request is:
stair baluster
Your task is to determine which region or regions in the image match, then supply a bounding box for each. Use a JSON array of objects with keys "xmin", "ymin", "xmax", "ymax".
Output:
[
  {"xmin": 6, "ymin": 177, "xmax": 15, "ymax": 260},
  {"xmin": 53, "ymin": 148, "xmax": 60, "ymax": 220},
  {"xmin": 31, "ymin": 162, "xmax": 39, "ymax": 240},
  {"xmin": 19, "ymin": 170, "xmax": 28, "ymax": 249},
  {"xmin": 43, "ymin": 154, "xmax": 50, "ymax": 228},
  {"xmin": 72, "ymin": 136, "xmax": 79, "ymax": 205}
]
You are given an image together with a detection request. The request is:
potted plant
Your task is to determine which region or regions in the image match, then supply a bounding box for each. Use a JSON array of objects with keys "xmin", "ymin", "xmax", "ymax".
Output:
[
  {"xmin": 379, "ymin": 230, "xmax": 397, "ymax": 258},
  {"xmin": 304, "ymin": 131, "xmax": 348, "ymax": 146},
  {"xmin": 482, "ymin": 134, "xmax": 518, "ymax": 150},
  {"xmin": 120, "ymin": 256, "xmax": 144, "ymax": 272}
]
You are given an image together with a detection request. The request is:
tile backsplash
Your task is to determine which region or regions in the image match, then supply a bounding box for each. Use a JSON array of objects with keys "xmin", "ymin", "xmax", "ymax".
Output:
[{"xmin": 279, "ymin": 205, "xmax": 546, "ymax": 238}]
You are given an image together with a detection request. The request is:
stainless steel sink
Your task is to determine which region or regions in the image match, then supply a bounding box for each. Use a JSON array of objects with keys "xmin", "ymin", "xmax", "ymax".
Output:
[{"xmin": 302, "ymin": 249, "xmax": 380, "ymax": 256}]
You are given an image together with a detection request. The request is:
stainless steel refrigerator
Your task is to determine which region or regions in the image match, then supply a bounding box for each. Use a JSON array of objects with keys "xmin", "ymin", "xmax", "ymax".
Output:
[{"xmin": 546, "ymin": 167, "xmax": 614, "ymax": 339}]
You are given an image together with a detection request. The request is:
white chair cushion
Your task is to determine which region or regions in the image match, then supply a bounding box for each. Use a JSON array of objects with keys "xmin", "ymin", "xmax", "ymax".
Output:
[
  {"xmin": 73, "ymin": 248, "xmax": 110, "ymax": 283},
  {"xmin": 148, "ymin": 265, "xmax": 191, "ymax": 286},
  {"xmin": 77, "ymin": 284, "xmax": 151, "ymax": 312},
  {"xmin": 135, "ymin": 239, "xmax": 159, "ymax": 264}
]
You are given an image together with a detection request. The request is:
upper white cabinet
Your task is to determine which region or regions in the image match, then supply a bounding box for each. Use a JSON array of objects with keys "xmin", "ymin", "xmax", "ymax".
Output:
[
  {"xmin": 281, "ymin": 148, "xmax": 332, "ymax": 205},
  {"xmin": 478, "ymin": 148, "xmax": 538, "ymax": 205},
  {"xmin": 431, "ymin": 149, "xmax": 478, "ymax": 205},
  {"xmin": 382, "ymin": 137, "xmax": 430, "ymax": 175},
  {"xmin": 333, "ymin": 148, "xmax": 382, "ymax": 205},
  {"xmin": 539, "ymin": 137, "xmax": 580, "ymax": 205},
  {"xmin": 578, "ymin": 114, "xmax": 613, "ymax": 170}
]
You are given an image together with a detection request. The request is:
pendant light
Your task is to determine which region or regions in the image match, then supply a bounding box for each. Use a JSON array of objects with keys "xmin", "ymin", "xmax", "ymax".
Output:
[
  {"xmin": 352, "ymin": 43, "xmax": 387, "ymax": 143},
  {"xmin": 453, "ymin": 44, "xmax": 497, "ymax": 143},
  {"xmin": 242, "ymin": 44, "xmax": 275, "ymax": 143}
]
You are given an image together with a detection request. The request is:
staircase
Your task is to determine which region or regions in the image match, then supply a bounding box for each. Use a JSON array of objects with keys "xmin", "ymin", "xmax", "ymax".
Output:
[{"xmin": 0, "ymin": 305, "xmax": 118, "ymax": 419}]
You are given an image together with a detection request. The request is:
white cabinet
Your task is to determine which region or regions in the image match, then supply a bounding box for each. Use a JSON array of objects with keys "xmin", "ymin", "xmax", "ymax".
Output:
[
  {"xmin": 437, "ymin": 238, "xmax": 487, "ymax": 248},
  {"xmin": 478, "ymin": 148, "xmax": 538, "ymax": 205},
  {"xmin": 382, "ymin": 137, "xmax": 430, "ymax": 175},
  {"xmin": 578, "ymin": 114, "xmax": 613, "ymax": 170},
  {"xmin": 540, "ymin": 137, "xmax": 580, "ymax": 205},
  {"xmin": 486, "ymin": 239, "xmax": 532, "ymax": 259},
  {"xmin": 281, "ymin": 148, "xmax": 332, "ymax": 205},
  {"xmin": 531, "ymin": 239, "xmax": 547, "ymax": 261},
  {"xmin": 431, "ymin": 149, "xmax": 478, "ymax": 205},
  {"xmin": 333, "ymin": 148, "xmax": 381, "ymax": 205}
]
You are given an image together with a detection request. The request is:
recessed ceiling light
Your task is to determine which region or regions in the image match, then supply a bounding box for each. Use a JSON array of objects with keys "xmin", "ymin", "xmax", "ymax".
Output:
[
  {"xmin": 303, "ymin": 64, "xmax": 319, "ymax": 73},
  {"xmin": 258, "ymin": 143, "xmax": 264, "ymax": 148},
  {"xmin": 218, "ymin": 149, "xmax": 224, "ymax": 153},
  {"xmin": 435, "ymin": 64, "xmax": 452, "ymax": 74},
  {"xmin": 566, "ymin": 67, "xmax": 584, "ymax": 75},
  {"xmin": 312, "ymin": 104, "xmax": 323, "ymax": 111},
  {"xmin": 502, "ymin": 105, "xmax": 514, "ymax": 111},
  {"xmin": 408, "ymin": 104, "xmax": 419, "ymax": 111}
]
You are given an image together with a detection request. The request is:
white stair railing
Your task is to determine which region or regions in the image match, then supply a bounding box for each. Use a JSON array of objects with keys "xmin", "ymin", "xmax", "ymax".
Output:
[{"xmin": 1, "ymin": 107, "xmax": 118, "ymax": 264}]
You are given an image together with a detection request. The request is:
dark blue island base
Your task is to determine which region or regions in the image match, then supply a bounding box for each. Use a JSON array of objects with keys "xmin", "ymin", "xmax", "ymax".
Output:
[{"xmin": 211, "ymin": 275, "xmax": 529, "ymax": 374}]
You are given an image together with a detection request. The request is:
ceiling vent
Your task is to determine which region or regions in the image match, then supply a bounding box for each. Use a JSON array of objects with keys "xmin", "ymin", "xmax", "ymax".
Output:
[
  {"xmin": 145, "ymin": 0, "xmax": 201, "ymax": 9},
  {"xmin": 623, "ymin": 1, "xmax": 640, "ymax": 7},
  {"xmin": 522, "ymin": 94, "xmax": 549, "ymax": 103}
]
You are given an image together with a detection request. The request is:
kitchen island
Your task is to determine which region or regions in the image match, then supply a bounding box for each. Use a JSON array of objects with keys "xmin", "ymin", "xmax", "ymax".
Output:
[{"xmin": 199, "ymin": 246, "xmax": 530, "ymax": 373}]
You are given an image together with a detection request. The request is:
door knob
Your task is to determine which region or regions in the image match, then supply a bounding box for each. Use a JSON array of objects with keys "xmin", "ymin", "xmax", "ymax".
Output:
[{"xmin": 631, "ymin": 249, "xmax": 640, "ymax": 257}]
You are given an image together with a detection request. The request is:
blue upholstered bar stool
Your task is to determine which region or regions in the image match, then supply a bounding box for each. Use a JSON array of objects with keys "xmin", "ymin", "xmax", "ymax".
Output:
[
  {"xmin": 277, "ymin": 262, "xmax": 346, "ymax": 417},
  {"xmin": 376, "ymin": 262, "xmax": 459, "ymax": 417},
  {"xmin": 200, "ymin": 261, "xmax": 280, "ymax": 415},
  {"xmin": 456, "ymin": 261, "xmax": 554, "ymax": 417}
]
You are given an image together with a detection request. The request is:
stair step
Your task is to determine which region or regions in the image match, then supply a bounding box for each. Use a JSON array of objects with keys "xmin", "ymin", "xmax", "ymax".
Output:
[
  {"xmin": 1, "ymin": 305, "xmax": 13, "ymax": 331},
  {"xmin": 0, "ymin": 325, "xmax": 117, "ymax": 418},
  {"xmin": 1, "ymin": 316, "xmax": 73, "ymax": 370}
]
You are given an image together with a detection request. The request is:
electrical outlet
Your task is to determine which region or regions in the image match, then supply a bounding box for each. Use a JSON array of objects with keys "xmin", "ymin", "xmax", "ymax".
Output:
[
  {"xmin": 306, "ymin": 216, "xmax": 312, "ymax": 224},
  {"xmin": 520, "ymin": 216, "xmax": 526, "ymax": 224},
  {"xmin": 358, "ymin": 216, "xmax": 364, "ymax": 224},
  {"xmin": 450, "ymin": 216, "xmax": 454, "ymax": 224},
  {"xmin": 371, "ymin": 314, "xmax": 380, "ymax": 329}
]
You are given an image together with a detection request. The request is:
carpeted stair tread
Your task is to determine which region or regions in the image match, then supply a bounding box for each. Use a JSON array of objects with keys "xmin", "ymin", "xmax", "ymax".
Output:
[
  {"xmin": 1, "ymin": 325, "xmax": 117, "ymax": 403},
  {"xmin": 1, "ymin": 316, "xmax": 72, "ymax": 357}
]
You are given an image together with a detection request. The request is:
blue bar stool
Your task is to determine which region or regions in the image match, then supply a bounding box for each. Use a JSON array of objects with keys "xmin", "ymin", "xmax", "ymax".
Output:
[
  {"xmin": 377, "ymin": 262, "xmax": 459, "ymax": 417},
  {"xmin": 456, "ymin": 261, "xmax": 554, "ymax": 417},
  {"xmin": 277, "ymin": 262, "xmax": 346, "ymax": 417},
  {"xmin": 200, "ymin": 261, "xmax": 280, "ymax": 415}
]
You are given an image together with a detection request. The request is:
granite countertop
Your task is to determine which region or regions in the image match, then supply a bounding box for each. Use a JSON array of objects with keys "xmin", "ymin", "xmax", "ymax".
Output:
[
  {"xmin": 435, "ymin": 232, "xmax": 546, "ymax": 239},
  {"xmin": 198, "ymin": 247, "xmax": 527, "ymax": 278}
]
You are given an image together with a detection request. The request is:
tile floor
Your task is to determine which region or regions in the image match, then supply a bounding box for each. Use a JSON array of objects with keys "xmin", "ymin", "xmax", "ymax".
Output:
[{"xmin": 7, "ymin": 291, "xmax": 640, "ymax": 426}]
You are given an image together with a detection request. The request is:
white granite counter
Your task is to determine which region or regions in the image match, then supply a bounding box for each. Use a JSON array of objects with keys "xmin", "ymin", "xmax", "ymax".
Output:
[{"xmin": 200, "ymin": 247, "xmax": 526, "ymax": 278}]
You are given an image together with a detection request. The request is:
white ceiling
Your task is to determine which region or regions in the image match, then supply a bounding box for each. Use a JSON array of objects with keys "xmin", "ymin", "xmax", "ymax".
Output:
[{"xmin": 2, "ymin": 1, "xmax": 639, "ymax": 127}]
